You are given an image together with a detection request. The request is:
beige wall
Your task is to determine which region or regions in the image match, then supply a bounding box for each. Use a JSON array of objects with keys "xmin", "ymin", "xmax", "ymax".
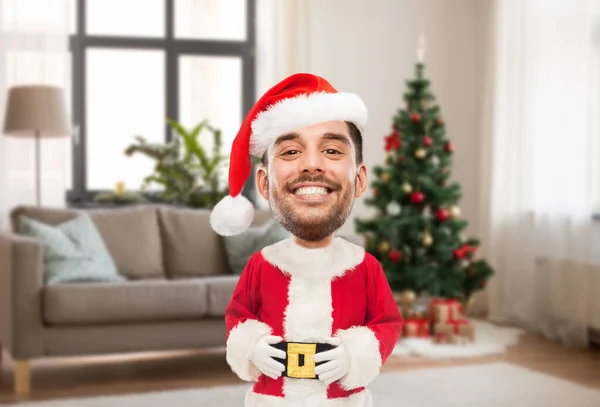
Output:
[{"xmin": 298, "ymin": 0, "xmax": 489, "ymax": 241}]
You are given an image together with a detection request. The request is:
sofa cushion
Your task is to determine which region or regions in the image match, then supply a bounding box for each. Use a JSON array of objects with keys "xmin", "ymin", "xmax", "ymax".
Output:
[
  {"xmin": 43, "ymin": 279, "xmax": 209, "ymax": 325},
  {"xmin": 87, "ymin": 207, "xmax": 164, "ymax": 280},
  {"xmin": 11, "ymin": 205, "xmax": 165, "ymax": 280},
  {"xmin": 157, "ymin": 207, "xmax": 228, "ymax": 278},
  {"xmin": 223, "ymin": 219, "xmax": 290, "ymax": 275},
  {"xmin": 158, "ymin": 206, "xmax": 275, "ymax": 278},
  {"xmin": 203, "ymin": 275, "xmax": 241, "ymax": 316},
  {"xmin": 19, "ymin": 214, "xmax": 125, "ymax": 284}
]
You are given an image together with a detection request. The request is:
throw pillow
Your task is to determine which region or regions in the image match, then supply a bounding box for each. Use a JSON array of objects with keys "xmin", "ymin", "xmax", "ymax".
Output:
[
  {"xmin": 20, "ymin": 214, "xmax": 126, "ymax": 284},
  {"xmin": 223, "ymin": 219, "xmax": 290, "ymax": 274}
]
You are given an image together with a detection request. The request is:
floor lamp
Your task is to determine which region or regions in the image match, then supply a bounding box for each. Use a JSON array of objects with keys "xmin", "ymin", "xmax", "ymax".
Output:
[{"xmin": 2, "ymin": 85, "xmax": 71, "ymax": 206}]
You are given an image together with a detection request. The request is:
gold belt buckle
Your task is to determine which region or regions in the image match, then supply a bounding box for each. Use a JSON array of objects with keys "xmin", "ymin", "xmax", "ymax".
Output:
[{"xmin": 286, "ymin": 343, "xmax": 317, "ymax": 379}]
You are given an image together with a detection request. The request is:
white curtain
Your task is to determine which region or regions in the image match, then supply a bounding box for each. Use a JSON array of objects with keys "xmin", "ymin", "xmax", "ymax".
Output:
[
  {"xmin": 480, "ymin": 0, "xmax": 600, "ymax": 347},
  {"xmin": 0, "ymin": 0, "xmax": 72, "ymax": 231},
  {"xmin": 254, "ymin": 0, "xmax": 310, "ymax": 209}
]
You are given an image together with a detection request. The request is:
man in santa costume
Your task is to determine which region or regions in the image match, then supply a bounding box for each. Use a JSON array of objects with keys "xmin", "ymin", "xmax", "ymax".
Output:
[{"xmin": 210, "ymin": 73, "xmax": 403, "ymax": 407}]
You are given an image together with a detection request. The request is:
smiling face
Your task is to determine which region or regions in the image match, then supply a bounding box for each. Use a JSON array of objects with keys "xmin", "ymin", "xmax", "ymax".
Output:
[{"xmin": 256, "ymin": 121, "xmax": 368, "ymax": 247}]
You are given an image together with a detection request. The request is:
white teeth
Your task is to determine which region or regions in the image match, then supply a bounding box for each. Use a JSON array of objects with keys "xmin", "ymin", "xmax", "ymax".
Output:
[{"xmin": 295, "ymin": 187, "xmax": 328, "ymax": 196}]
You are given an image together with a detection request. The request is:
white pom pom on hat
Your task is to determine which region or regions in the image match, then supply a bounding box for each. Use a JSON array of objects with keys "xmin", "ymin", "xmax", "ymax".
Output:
[{"xmin": 209, "ymin": 72, "xmax": 368, "ymax": 236}]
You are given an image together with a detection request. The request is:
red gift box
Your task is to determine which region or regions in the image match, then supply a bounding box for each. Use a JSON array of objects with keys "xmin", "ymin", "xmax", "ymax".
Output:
[
  {"xmin": 430, "ymin": 298, "xmax": 466, "ymax": 324},
  {"xmin": 403, "ymin": 318, "xmax": 430, "ymax": 338}
]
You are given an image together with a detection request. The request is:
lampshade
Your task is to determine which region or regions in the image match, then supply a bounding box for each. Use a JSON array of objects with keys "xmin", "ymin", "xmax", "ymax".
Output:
[{"xmin": 3, "ymin": 85, "xmax": 71, "ymax": 138}]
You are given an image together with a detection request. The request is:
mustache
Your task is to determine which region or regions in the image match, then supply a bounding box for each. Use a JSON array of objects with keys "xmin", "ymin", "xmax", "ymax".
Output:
[{"xmin": 285, "ymin": 174, "xmax": 341, "ymax": 192}]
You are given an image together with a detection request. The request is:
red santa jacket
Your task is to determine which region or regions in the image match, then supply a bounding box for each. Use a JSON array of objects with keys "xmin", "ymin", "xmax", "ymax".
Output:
[{"xmin": 225, "ymin": 236, "xmax": 403, "ymax": 407}]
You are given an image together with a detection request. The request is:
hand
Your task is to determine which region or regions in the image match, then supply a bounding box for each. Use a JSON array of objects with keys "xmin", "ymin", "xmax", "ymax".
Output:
[
  {"xmin": 313, "ymin": 338, "xmax": 351, "ymax": 386},
  {"xmin": 250, "ymin": 335, "xmax": 286, "ymax": 380}
]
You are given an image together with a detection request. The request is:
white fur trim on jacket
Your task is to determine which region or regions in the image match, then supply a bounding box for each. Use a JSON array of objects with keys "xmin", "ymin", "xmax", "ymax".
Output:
[
  {"xmin": 335, "ymin": 327, "xmax": 382, "ymax": 390},
  {"xmin": 249, "ymin": 91, "xmax": 368, "ymax": 157},
  {"xmin": 261, "ymin": 236, "xmax": 365, "ymax": 280},
  {"xmin": 226, "ymin": 319, "xmax": 272, "ymax": 382},
  {"xmin": 245, "ymin": 388, "xmax": 373, "ymax": 407}
]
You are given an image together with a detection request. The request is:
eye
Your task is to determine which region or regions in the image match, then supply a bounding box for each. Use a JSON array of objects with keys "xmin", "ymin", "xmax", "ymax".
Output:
[
  {"xmin": 281, "ymin": 150, "xmax": 299, "ymax": 156},
  {"xmin": 324, "ymin": 149, "xmax": 341, "ymax": 155}
]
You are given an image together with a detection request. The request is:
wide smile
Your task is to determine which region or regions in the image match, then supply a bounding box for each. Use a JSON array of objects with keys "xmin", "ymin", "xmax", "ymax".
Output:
[{"xmin": 292, "ymin": 185, "xmax": 334, "ymax": 202}]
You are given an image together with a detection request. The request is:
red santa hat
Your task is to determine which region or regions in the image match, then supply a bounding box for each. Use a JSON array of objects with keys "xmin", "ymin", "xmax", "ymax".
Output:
[{"xmin": 209, "ymin": 72, "xmax": 368, "ymax": 236}]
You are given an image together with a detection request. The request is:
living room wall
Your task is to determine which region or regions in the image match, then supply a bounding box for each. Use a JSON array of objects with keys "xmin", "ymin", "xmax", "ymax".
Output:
[
  {"xmin": 255, "ymin": 0, "xmax": 490, "ymax": 242},
  {"xmin": 253, "ymin": 0, "xmax": 491, "ymax": 313}
]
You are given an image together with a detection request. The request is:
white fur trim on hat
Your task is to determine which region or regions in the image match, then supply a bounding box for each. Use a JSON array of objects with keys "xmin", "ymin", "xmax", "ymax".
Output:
[
  {"xmin": 249, "ymin": 91, "xmax": 368, "ymax": 157},
  {"xmin": 210, "ymin": 194, "xmax": 255, "ymax": 236}
]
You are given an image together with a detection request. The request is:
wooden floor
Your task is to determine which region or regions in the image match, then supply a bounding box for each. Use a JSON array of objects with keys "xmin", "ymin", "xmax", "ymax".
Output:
[{"xmin": 1, "ymin": 324, "xmax": 599, "ymax": 404}]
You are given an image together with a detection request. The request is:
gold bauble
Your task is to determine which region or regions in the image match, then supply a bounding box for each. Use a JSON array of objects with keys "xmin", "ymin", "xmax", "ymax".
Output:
[
  {"xmin": 399, "ymin": 290, "xmax": 416, "ymax": 305},
  {"xmin": 422, "ymin": 232, "xmax": 433, "ymax": 247},
  {"xmin": 449, "ymin": 205, "xmax": 461, "ymax": 218},
  {"xmin": 415, "ymin": 148, "xmax": 427, "ymax": 159},
  {"xmin": 402, "ymin": 182, "xmax": 412, "ymax": 193},
  {"xmin": 378, "ymin": 240, "xmax": 390, "ymax": 253},
  {"xmin": 466, "ymin": 296, "xmax": 475, "ymax": 310},
  {"xmin": 381, "ymin": 172, "xmax": 390, "ymax": 183}
]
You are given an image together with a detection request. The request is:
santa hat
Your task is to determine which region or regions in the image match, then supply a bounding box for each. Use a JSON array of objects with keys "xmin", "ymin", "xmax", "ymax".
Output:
[{"xmin": 209, "ymin": 72, "xmax": 368, "ymax": 236}]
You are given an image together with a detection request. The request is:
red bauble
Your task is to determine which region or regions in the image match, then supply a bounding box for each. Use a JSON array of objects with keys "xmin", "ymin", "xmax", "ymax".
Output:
[
  {"xmin": 389, "ymin": 249, "xmax": 402, "ymax": 263},
  {"xmin": 373, "ymin": 188, "xmax": 378, "ymax": 197},
  {"xmin": 423, "ymin": 136, "xmax": 433, "ymax": 147},
  {"xmin": 436, "ymin": 118, "xmax": 445, "ymax": 126},
  {"xmin": 435, "ymin": 208, "xmax": 449, "ymax": 222},
  {"xmin": 481, "ymin": 280, "xmax": 488, "ymax": 288},
  {"xmin": 411, "ymin": 113, "xmax": 421, "ymax": 123},
  {"xmin": 444, "ymin": 142, "xmax": 455, "ymax": 153},
  {"xmin": 410, "ymin": 191, "xmax": 425, "ymax": 204},
  {"xmin": 454, "ymin": 244, "xmax": 477, "ymax": 259},
  {"xmin": 453, "ymin": 248, "xmax": 466, "ymax": 259}
]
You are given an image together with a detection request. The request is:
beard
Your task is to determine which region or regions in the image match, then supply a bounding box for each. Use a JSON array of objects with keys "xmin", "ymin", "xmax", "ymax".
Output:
[{"xmin": 267, "ymin": 173, "xmax": 356, "ymax": 242}]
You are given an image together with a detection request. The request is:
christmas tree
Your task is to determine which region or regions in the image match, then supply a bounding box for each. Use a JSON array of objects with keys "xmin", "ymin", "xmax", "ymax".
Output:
[{"xmin": 355, "ymin": 61, "xmax": 494, "ymax": 304}]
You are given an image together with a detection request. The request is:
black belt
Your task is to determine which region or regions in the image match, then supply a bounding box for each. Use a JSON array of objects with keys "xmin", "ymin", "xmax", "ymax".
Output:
[{"xmin": 272, "ymin": 341, "xmax": 335, "ymax": 379}]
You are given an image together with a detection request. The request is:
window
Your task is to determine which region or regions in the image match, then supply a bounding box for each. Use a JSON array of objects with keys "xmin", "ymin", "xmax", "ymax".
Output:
[{"xmin": 67, "ymin": 0, "xmax": 256, "ymax": 203}]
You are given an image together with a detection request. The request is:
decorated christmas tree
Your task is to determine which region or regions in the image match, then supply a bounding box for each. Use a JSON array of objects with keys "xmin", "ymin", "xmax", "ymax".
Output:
[{"xmin": 355, "ymin": 60, "xmax": 494, "ymax": 305}]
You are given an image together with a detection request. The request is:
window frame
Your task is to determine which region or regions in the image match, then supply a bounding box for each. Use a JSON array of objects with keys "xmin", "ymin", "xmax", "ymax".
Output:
[{"xmin": 67, "ymin": 0, "xmax": 256, "ymax": 204}]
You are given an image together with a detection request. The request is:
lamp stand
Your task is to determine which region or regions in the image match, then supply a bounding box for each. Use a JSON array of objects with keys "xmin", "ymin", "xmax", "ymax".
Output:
[{"xmin": 35, "ymin": 130, "xmax": 41, "ymax": 206}]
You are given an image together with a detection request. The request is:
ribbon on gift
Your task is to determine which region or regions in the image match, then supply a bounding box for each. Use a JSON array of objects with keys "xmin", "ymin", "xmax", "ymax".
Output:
[
  {"xmin": 430, "ymin": 298, "xmax": 465, "ymax": 323},
  {"xmin": 448, "ymin": 319, "xmax": 469, "ymax": 334},
  {"xmin": 404, "ymin": 318, "xmax": 430, "ymax": 337}
]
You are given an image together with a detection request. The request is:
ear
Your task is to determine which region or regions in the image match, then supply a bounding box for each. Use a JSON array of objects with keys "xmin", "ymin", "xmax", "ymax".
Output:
[
  {"xmin": 256, "ymin": 164, "xmax": 269, "ymax": 201},
  {"xmin": 354, "ymin": 162, "xmax": 368, "ymax": 198}
]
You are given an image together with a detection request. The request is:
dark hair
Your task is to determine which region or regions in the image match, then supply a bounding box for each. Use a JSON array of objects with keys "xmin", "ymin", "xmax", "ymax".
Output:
[{"xmin": 261, "ymin": 121, "xmax": 363, "ymax": 166}]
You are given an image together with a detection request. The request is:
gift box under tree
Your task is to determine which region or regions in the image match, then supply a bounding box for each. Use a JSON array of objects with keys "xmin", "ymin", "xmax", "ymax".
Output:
[{"xmin": 430, "ymin": 298, "xmax": 475, "ymax": 343}]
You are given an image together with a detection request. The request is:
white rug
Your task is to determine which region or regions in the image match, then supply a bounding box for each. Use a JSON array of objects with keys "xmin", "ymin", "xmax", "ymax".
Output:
[
  {"xmin": 10, "ymin": 362, "xmax": 600, "ymax": 406},
  {"xmin": 393, "ymin": 320, "xmax": 526, "ymax": 358}
]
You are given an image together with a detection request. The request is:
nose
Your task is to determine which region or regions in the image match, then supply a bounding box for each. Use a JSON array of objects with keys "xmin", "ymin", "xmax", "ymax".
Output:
[{"xmin": 301, "ymin": 149, "xmax": 324, "ymax": 173}]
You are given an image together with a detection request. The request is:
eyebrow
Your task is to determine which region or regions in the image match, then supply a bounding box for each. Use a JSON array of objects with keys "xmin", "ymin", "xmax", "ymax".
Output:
[
  {"xmin": 322, "ymin": 132, "xmax": 352, "ymax": 148},
  {"xmin": 273, "ymin": 132, "xmax": 352, "ymax": 149},
  {"xmin": 273, "ymin": 132, "xmax": 300, "ymax": 149}
]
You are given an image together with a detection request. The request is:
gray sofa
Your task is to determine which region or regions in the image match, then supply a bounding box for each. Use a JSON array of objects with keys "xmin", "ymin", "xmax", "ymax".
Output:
[{"xmin": 0, "ymin": 204, "xmax": 275, "ymax": 396}]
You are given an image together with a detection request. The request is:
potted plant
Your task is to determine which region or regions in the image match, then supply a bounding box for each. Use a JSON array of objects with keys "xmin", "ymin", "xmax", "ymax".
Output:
[{"xmin": 123, "ymin": 118, "xmax": 229, "ymax": 209}]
